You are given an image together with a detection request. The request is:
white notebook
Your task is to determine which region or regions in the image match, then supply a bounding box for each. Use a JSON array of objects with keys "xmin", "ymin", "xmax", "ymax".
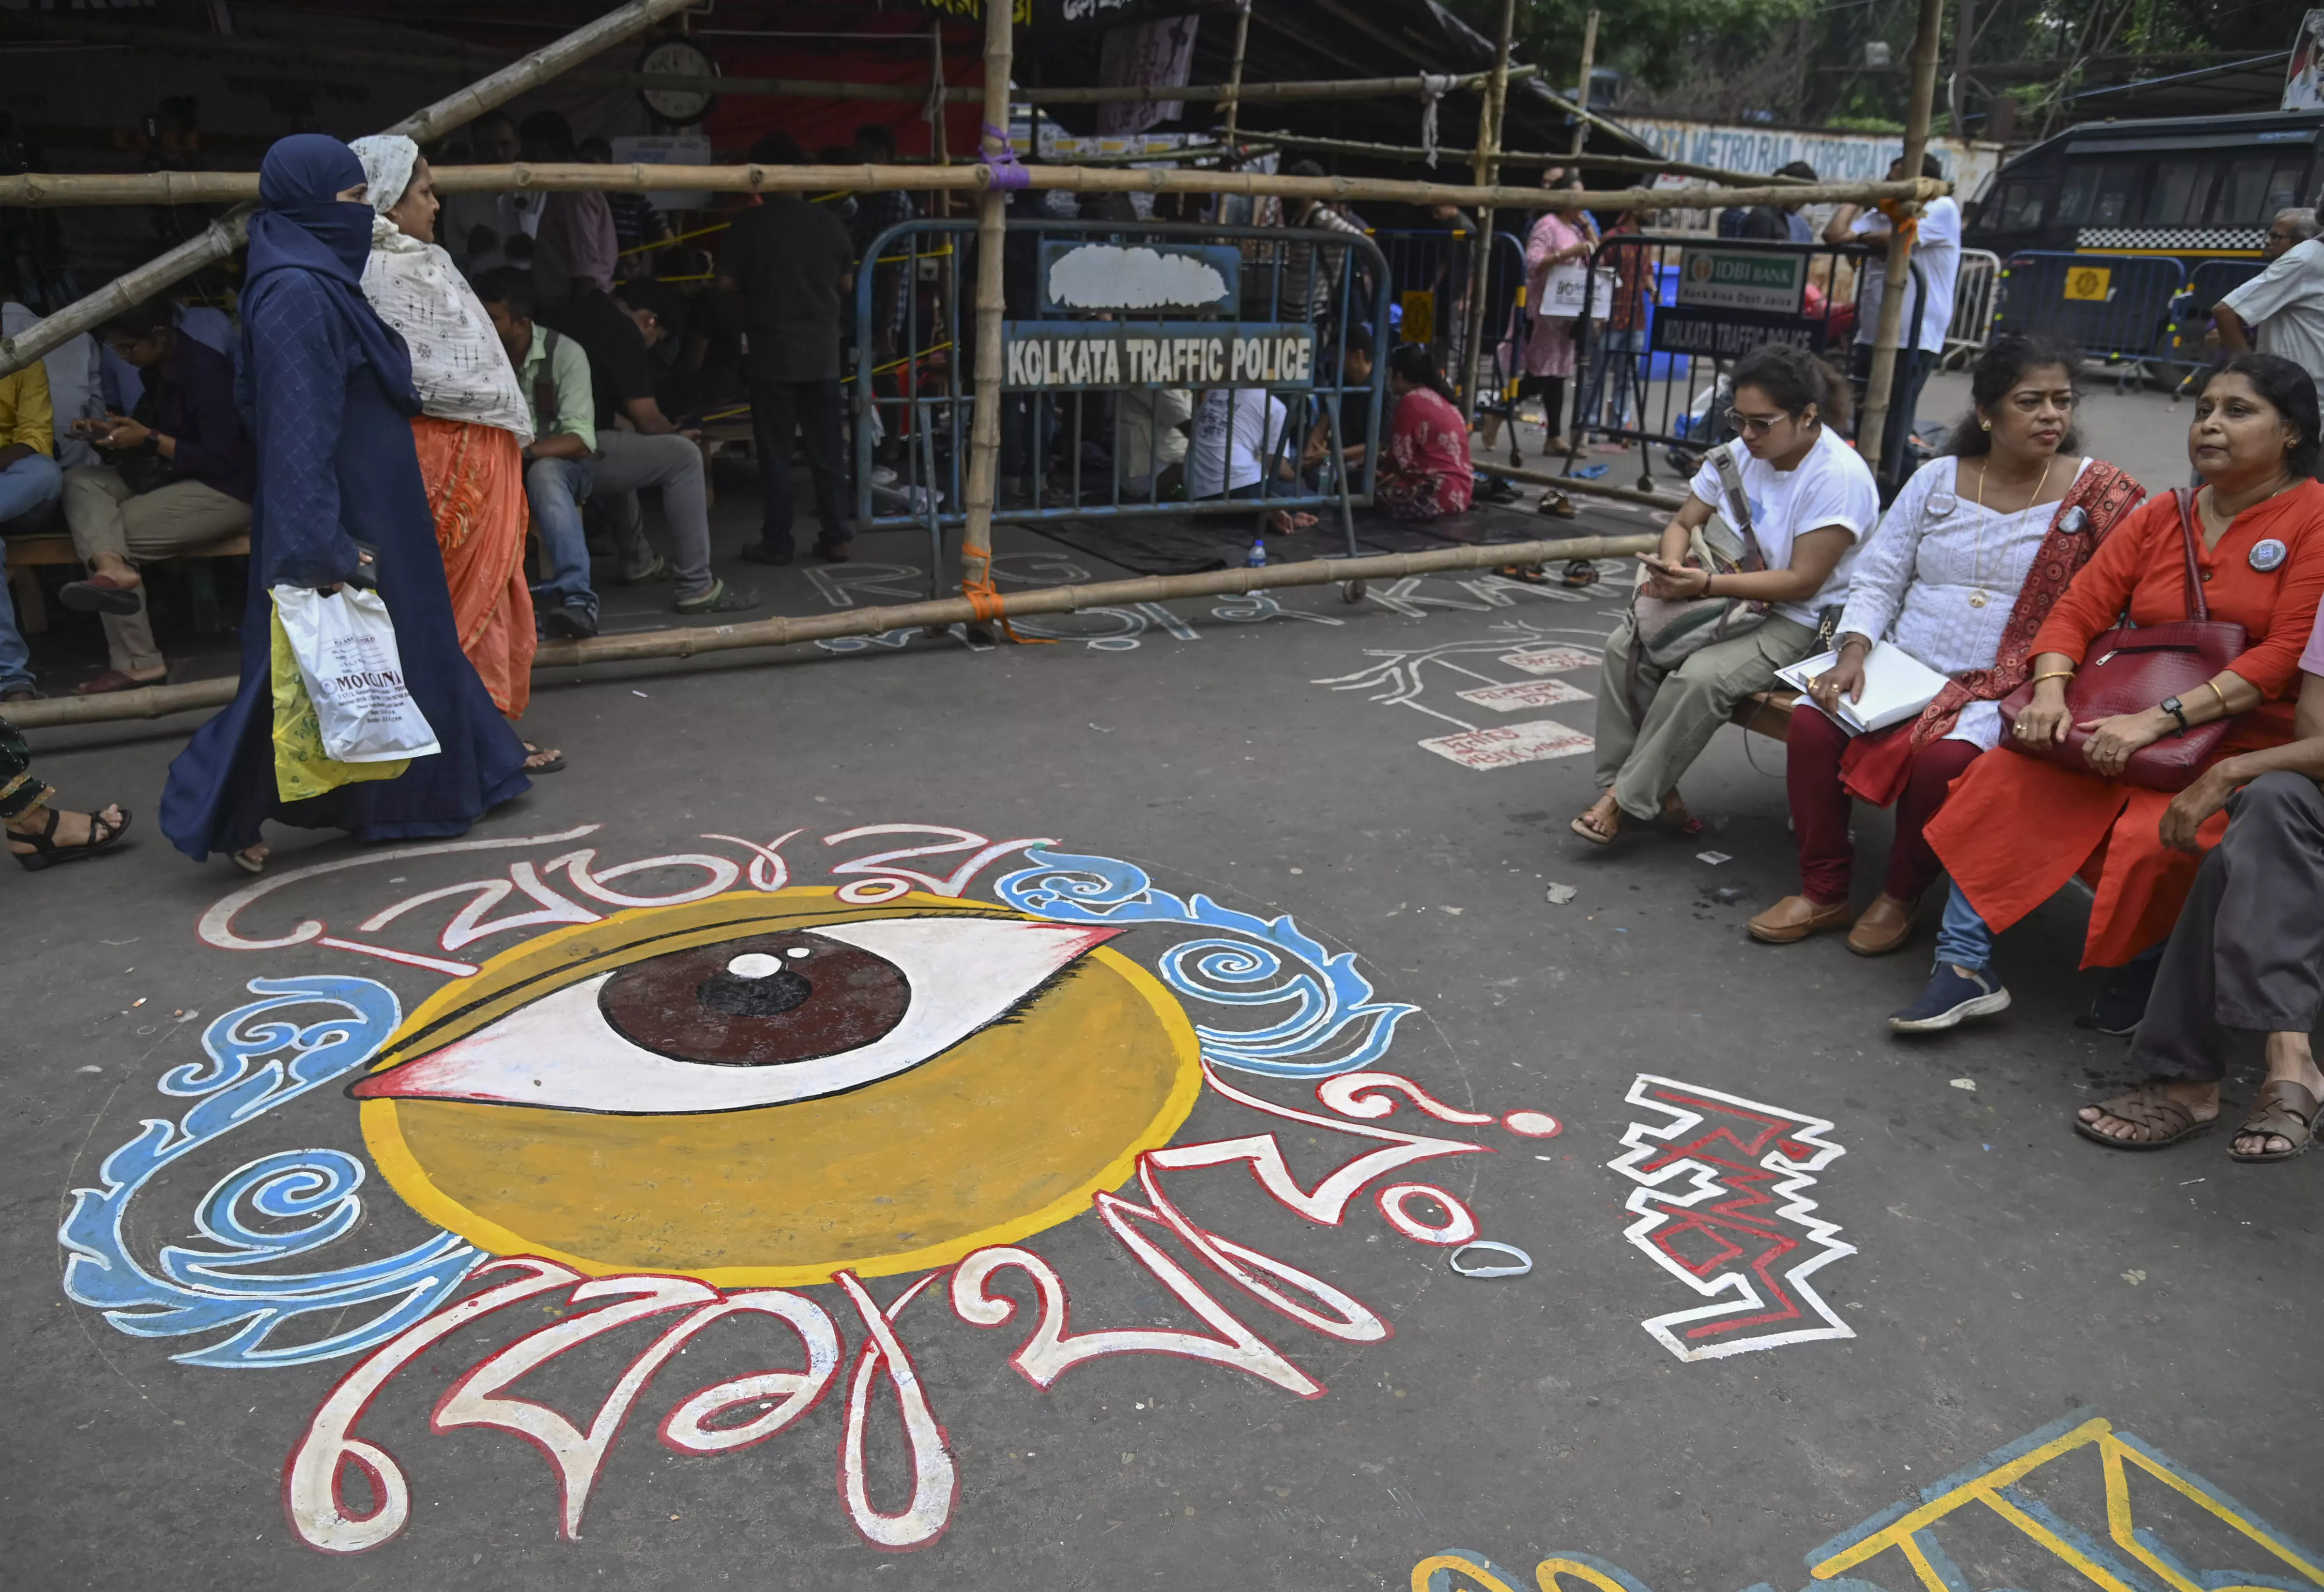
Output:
[{"xmin": 1775, "ymin": 642, "xmax": 1951, "ymax": 736}]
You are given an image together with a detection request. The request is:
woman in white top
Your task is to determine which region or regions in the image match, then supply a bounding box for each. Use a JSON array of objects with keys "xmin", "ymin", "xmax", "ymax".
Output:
[
  {"xmin": 349, "ymin": 136, "xmax": 558, "ymax": 771},
  {"xmin": 1749, "ymin": 334, "xmax": 2145, "ymax": 952},
  {"xmin": 1577, "ymin": 344, "xmax": 1877, "ymax": 844}
]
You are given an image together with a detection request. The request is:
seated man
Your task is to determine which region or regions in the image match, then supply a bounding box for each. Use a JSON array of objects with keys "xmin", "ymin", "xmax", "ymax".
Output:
[
  {"xmin": 0, "ymin": 350, "xmax": 63, "ymax": 702},
  {"xmin": 1301, "ymin": 338, "xmax": 1376, "ymax": 484},
  {"xmin": 539, "ymin": 277, "xmax": 756, "ymax": 615},
  {"xmin": 55, "ymin": 297, "xmax": 254, "ymax": 696},
  {"xmin": 478, "ymin": 268, "xmax": 604, "ymax": 641},
  {"xmin": 2075, "ymin": 639, "xmax": 2324, "ymax": 1162},
  {"xmin": 1187, "ymin": 385, "xmax": 1315, "ymax": 534}
]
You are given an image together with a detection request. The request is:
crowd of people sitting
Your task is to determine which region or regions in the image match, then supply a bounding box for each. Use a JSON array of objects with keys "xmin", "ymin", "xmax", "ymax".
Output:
[{"xmin": 1577, "ymin": 332, "xmax": 2324, "ymax": 1163}]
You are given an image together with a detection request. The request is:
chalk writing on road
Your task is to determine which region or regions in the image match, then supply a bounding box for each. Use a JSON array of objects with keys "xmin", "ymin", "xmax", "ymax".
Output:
[{"xmin": 60, "ymin": 823, "xmax": 1563, "ymax": 1556}]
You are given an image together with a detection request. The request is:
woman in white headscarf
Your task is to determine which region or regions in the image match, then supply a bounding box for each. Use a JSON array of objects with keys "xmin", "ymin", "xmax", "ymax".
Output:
[{"xmin": 350, "ymin": 135, "xmax": 556, "ymax": 769}]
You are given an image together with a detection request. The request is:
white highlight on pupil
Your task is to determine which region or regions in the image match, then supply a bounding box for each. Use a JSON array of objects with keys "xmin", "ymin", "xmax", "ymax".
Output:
[
  {"xmin": 785, "ymin": 947, "xmax": 811, "ymax": 959},
  {"xmin": 727, "ymin": 953, "xmax": 784, "ymax": 978}
]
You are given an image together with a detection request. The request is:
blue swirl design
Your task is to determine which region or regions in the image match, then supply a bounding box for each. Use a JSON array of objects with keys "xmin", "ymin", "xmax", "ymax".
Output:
[
  {"xmin": 998, "ymin": 847, "xmax": 1418, "ymax": 1077},
  {"xmin": 58, "ymin": 977, "xmax": 482, "ymax": 1370}
]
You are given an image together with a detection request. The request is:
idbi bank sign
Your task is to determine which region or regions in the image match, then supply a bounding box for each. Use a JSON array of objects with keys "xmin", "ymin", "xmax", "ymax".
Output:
[{"xmin": 1676, "ymin": 248, "xmax": 1806, "ymax": 315}]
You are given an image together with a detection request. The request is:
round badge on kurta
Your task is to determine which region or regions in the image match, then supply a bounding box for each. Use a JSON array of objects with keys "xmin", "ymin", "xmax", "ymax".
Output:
[
  {"xmin": 353, "ymin": 888, "xmax": 1201, "ymax": 1286},
  {"xmin": 2250, "ymin": 537, "xmax": 2288, "ymax": 572}
]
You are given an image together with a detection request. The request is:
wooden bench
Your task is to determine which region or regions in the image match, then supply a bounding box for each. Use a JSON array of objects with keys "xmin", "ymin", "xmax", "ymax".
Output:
[
  {"xmin": 1732, "ymin": 688, "xmax": 1799, "ymax": 741},
  {"xmin": 3, "ymin": 530, "xmax": 251, "ymax": 636}
]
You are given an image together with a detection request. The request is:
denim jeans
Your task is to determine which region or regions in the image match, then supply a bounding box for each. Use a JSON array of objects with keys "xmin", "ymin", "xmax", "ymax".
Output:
[
  {"xmin": 0, "ymin": 452, "xmax": 64, "ymax": 695},
  {"xmin": 524, "ymin": 455, "xmax": 596, "ymax": 622},
  {"xmin": 1934, "ymin": 880, "xmax": 1996, "ymax": 973}
]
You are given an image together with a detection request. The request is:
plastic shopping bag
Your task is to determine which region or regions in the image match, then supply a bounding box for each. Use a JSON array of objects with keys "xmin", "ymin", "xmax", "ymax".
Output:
[
  {"xmin": 270, "ymin": 602, "xmax": 408, "ymax": 802},
  {"xmin": 272, "ymin": 585, "xmax": 441, "ymax": 765}
]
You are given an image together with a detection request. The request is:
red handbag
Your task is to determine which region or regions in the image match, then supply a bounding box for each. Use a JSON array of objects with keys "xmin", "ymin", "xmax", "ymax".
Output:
[{"xmin": 1996, "ymin": 488, "xmax": 2248, "ymax": 792}]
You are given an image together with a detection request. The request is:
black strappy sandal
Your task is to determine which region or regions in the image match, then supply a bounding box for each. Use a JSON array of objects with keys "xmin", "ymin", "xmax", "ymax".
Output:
[
  {"xmin": 9, "ymin": 805, "xmax": 131, "ymax": 872},
  {"xmin": 522, "ymin": 742, "xmax": 568, "ymax": 775}
]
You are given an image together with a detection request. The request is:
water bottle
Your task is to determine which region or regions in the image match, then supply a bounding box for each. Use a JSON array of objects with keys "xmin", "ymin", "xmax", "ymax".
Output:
[{"xmin": 1245, "ymin": 535, "xmax": 1267, "ymax": 568}]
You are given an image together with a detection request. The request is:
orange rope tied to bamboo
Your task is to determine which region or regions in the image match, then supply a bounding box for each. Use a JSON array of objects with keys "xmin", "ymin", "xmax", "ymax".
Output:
[{"xmin": 960, "ymin": 562, "xmax": 1055, "ymax": 643}]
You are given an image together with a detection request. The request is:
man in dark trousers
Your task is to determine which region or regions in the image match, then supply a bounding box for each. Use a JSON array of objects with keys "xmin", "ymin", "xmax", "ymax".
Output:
[{"xmin": 718, "ymin": 131, "xmax": 857, "ymax": 565}]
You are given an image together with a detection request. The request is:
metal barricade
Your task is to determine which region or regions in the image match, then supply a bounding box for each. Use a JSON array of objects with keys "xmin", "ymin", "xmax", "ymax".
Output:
[
  {"xmin": 1941, "ymin": 247, "xmax": 2003, "ymax": 369},
  {"xmin": 849, "ymin": 217, "xmax": 1391, "ymax": 588},
  {"xmin": 1562, "ymin": 234, "xmax": 1856, "ymax": 492},
  {"xmin": 1369, "ymin": 226, "xmax": 1527, "ymax": 406},
  {"xmin": 1990, "ymin": 251, "xmax": 2188, "ymax": 375}
]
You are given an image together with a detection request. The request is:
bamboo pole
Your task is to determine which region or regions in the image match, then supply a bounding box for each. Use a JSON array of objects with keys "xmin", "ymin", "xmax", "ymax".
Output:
[
  {"xmin": 6, "ymin": 533, "xmax": 1656, "ymax": 734},
  {"xmin": 0, "ymin": 16, "xmax": 1539, "ymax": 108},
  {"xmin": 0, "ymin": 0, "xmax": 696, "ymax": 379},
  {"xmin": 1570, "ymin": 11, "xmax": 1601, "ymax": 160},
  {"xmin": 1474, "ymin": 460, "xmax": 1683, "ymax": 511},
  {"xmin": 1222, "ymin": 2, "xmax": 1255, "ymax": 140},
  {"xmin": 0, "ymin": 164, "xmax": 1944, "ymax": 213},
  {"xmin": 1459, "ymin": 0, "xmax": 1517, "ymax": 424},
  {"xmin": 1057, "ymin": 133, "xmax": 1795, "ymax": 191},
  {"xmin": 958, "ymin": 0, "xmax": 1014, "ymax": 611},
  {"xmin": 1857, "ymin": 0, "xmax": 1947, "ymax": 489}
]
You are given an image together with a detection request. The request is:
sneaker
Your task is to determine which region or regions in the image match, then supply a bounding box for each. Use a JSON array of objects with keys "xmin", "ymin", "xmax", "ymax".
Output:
[
  {"xmin": 539, "ymin": 600, "xmax": 597, "ymax": 640},
  {"xmin": 2090, "ymin": 945, "xmax": 2164, "ymax": 1036},
  {"xmin": 674, "ymin": 579, "xmax": 761, "ymax": 615},
  {"xmin": 1888, "ymin": 963, "xmax": 2011, "ymax": 1033},
  {"xmin": 619, "ymin": 555, "xmax": 673, "ymax": 586}
]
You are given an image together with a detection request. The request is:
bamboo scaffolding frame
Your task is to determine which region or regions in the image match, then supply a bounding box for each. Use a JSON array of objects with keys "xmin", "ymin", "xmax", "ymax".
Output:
[
  {"xmin": 0, "ymin": 0, "xmax": 697, "ymax": 378},
  {"xmin": 6, "ymin": 534, "xmax": 1656, "ymax": 735},
  {"xmin": 0, "ymin": 15, "xmax": 1539, "ymax": 108},
  {"xmin": 0, "ymin": 164, "xmax": 1942, "ymax": 212}
]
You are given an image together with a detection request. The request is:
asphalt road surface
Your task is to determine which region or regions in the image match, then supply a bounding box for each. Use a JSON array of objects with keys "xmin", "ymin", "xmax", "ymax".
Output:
[{"xmin": 6, "ymin": 489, "xmax": 2317, "ymax": 1592}]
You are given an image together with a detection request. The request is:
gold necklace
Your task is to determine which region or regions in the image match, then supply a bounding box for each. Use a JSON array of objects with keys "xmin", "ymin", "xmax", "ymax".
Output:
[{"xmin": 1966, "ymin": 452, "xmax": 2055, "ymax": 608}]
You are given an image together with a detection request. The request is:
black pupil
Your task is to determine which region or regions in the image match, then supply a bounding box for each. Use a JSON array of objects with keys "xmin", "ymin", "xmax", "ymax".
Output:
[{"xmin": 696, "ymin": 964, "xmax": 812, "ymax": 1017}]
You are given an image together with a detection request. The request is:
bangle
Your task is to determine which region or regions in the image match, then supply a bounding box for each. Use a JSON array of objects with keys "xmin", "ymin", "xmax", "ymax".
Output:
[
  {"xmin": 2029, "ymin": 670, "xmax": 2076, "ymax": 686},
  {"xmin": 2203, "ymin": 680, "xmax": 2228, "ymax": 713},
  {"xmin": 1702, "ymin": 570, "xmax": 1717, "ymax": 598}
]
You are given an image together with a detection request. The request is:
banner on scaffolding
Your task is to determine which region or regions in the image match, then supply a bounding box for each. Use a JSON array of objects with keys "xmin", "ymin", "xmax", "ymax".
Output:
[{"xmin": 1002, "ymin": 322, "xmax": 1316, "ymax": 389}]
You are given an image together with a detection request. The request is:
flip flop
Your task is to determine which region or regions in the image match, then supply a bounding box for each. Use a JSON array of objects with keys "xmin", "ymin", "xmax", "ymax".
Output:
[
  {"xmin": 1569, "ymin": 811, "xmax": 1618, "ymax": 846},
  {"xmin": 522, "ymin": 741, "xmax": 568, "ymax": 775},
  {"xmin": 2072, "ymin": 1087, "xmax": 2218, "ymax": 1151},
  {"xmin": 59, "ymin": 574, "xmax": 144, "ymax": 616},
  {"xmin": 2229, "ymin": 1079, "xmax": 2321, "ymax": 1163}
]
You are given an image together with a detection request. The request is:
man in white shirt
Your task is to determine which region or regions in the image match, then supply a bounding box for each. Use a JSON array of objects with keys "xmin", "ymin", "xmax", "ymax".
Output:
[
  {"xmin": 1825, "ymin": 153, "xmax": 1960, "ymax": 494},
  {"xmin": 2214, "ymin": 208, "xmax": 2324, "ymax": 376}
]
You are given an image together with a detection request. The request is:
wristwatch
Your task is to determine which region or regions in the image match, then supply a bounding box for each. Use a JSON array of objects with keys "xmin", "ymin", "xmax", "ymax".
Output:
[{"xmin": 2160, "ymin": 696, "xmax": 2189, "ymax": 735}]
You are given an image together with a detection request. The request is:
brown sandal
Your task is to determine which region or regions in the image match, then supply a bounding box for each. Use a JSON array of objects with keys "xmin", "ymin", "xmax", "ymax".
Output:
[
  {"xmin": 2073, "ymin": 1087, "xmax": 2217, "ymax": 1151},
  {"xmin": 2229, "ymin": 1079, "xmax": 2321, "ymax": 1164}
]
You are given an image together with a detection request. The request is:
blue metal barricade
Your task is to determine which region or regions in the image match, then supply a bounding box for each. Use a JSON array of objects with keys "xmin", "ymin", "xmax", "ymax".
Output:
[
  {"xmin": 1991, "ymin": 251, "xmax": 2188, "ymax": 373},
  {"xmin": 851, "ymin": 217, "xmax": 1391, "ymax": 586},
  {"xmin": 1563, "ymin": 234, "xmax": 1854, "ymax": 492}
]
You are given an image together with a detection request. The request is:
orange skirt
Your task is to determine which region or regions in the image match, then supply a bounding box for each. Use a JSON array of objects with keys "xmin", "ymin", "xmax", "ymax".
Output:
[
  {"xmin": 411, "ymin": 415, "xmax": 535, "ymax": 718},
  {"xmin": 1923, "ymin": 749, "xmax": 2233, "ymax": 969}
]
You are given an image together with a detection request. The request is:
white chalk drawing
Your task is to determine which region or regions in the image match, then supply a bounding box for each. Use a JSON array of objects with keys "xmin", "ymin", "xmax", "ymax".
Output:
[
  {"xmin": 1313, "ymin": 622, "xmax": 1606, "ymax": 769},
  {"xmin": 1607, "ymin": 1075, "xmax": 1856, "ymax": 1362},
  {"xmin": 1046, "ymin": 244, "xmax": 1230, "ymax": 310}
]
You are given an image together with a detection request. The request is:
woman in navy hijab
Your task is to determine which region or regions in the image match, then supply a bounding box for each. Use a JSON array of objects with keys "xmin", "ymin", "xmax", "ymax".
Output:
[{"xmin": 162, "ymin": 135, "xmax": 530, "ymax": 869}]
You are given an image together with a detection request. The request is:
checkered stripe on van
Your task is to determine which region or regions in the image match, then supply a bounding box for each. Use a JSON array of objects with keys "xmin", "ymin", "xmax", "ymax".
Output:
[{"xmin": 2076, "ymin": 227, "xmax": 2268, "ymax": 252}]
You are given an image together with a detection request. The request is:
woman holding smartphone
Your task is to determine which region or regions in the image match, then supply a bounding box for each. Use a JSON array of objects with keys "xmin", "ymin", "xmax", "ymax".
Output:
[{"xmin": 1575, "ymin": 344, "xmax": 1876, "ymax": 844}]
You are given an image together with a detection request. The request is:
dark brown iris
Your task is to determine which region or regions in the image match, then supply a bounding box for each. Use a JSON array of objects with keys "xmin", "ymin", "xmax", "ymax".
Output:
[{"xmin": 597, "ymin": 932, "xmax": 911, "ymax": 1067}]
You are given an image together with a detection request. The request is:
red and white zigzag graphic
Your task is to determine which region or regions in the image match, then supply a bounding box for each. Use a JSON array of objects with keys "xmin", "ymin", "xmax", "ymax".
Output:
[{"xmin": 1606, "ymin": 1075, "xmax": 1855, "ymax": 1362}]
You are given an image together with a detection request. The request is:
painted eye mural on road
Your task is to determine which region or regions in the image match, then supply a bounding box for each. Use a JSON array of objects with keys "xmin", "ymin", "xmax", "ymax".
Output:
[
  {"xmin": 56, "ymin": 821, "xmax": 1577, "ymax": 1556},
  {"xmin": 352, "ymin": 894, "xmax": 1200, "ymax": 1285}
]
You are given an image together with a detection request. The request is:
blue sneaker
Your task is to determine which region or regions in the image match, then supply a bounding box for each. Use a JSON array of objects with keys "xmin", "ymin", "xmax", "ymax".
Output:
[{"xmin": 1888, "ymin": 962, "xmax": 2011, "ymax": 1033}]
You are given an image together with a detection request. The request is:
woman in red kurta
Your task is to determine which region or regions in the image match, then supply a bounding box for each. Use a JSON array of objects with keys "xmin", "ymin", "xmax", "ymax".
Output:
[{"xmin": 1896, "ymin": 356, "xmax": 2324, "ymax": 1038}]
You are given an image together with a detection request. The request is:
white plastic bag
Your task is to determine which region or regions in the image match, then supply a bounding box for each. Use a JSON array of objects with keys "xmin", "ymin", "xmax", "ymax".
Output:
[{"xmin": 270, "ymin": 585, "xmax": 440, "ymax": 765}]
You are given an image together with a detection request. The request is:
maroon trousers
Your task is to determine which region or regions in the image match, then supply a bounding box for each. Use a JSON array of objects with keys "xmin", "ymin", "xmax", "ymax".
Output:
[{"xmin": 1788, "ymin": 706, "xmax": 1981, "ymax": 906}]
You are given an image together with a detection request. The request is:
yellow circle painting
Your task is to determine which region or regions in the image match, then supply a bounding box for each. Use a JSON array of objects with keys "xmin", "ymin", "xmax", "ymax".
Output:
[{"xmin": 356, "ymin": 888, "xmax": 1202, "ymax": 1286}]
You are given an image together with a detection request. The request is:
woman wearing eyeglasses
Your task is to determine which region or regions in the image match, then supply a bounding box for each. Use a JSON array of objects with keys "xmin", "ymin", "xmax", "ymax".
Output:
[
  {"xmin": 1901, "ymin": 354, "xmax": 2324, "ymax": 1047},
  {"xmin": 1748, "ymin": 333, "xmax": 2144, "ymax": 952},
  {"xmin": 1575, "ymin": 343, "xmax": 1876, "ymax": 844}
]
